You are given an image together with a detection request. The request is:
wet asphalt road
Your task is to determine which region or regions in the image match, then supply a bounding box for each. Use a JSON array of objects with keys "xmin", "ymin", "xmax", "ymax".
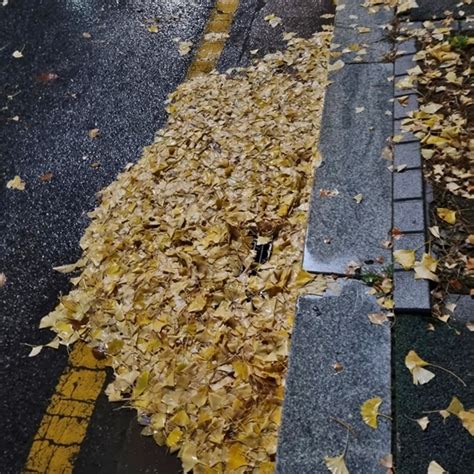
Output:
[{"xmin": 0, "ymin": 0, "xmax": 333, "ymax": 472}]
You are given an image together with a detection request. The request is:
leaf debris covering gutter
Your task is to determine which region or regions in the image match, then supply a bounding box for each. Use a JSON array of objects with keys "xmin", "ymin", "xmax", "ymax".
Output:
[{"xmin": 38, "ymin": 31, "xmax": 333, "ymax": 472}]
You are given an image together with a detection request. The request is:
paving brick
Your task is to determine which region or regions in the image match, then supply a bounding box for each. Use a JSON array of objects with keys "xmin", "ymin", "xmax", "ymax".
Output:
[
  {"xmin": 277, "ymin": 281, "xmax": 391, "ymax": 473},
  {"xmin": 394, "ymin": 199, "xmax": 425, "ymax": 232},
  {"xmin": 394, "ymin": 141, "xmax": 422, "ymax": 169},
  {"xmin": 395, "ymin": 54, "xmax": 416, "ymax": 76},
  {"xmin": 394, "ymin": 93, "xmax": 418, "ymax": 119},
  {"xmin": 393, "ymin": 232, "xmax": 426, "ymax": 263},
  {"xmin": 394, "ymin": 270, "xmax": 431, "ymax": 312},
  {"xmin": 396, "ymin": 38, "xmax": 417, "ymax": 55},
  {"xmin": 394, "ymin": 168, "xmax": 424, "ymax": 200},
  {"xmin": 394, "ymin": 119, "xmax": 418, "ymax": 143}
]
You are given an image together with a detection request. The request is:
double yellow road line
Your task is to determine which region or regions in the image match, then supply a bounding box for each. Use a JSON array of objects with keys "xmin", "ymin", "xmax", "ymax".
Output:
[{"xmin": 24, "ymin": 1, "xmax": 240, "ymax": 472}]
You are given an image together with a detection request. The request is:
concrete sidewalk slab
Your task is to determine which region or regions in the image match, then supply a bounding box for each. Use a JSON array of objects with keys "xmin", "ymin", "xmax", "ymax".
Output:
[
  {"xmin": 277, "ymin": 280, "xmax": 391, "ymax": 473},
  {"xmin": 304, "ymin": 63, "xmax": 393, "ymax": 275}
]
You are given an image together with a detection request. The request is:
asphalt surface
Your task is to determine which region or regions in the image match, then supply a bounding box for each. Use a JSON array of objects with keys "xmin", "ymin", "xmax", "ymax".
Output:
[
  {"xmin": 0, "ymin": 1, "xmax": 213, "ymax": 471},
  {"xmin": 0, "ymin": 1, "xmax": 334, "ymax": 472}
]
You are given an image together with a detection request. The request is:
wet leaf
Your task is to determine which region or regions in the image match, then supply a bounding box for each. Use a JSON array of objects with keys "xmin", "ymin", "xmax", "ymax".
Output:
[
  {"xmin": 416, "ymin": 416, "xmax": 430, "ymax": 430},
  {"xmin": 88, "ymin": 128, "xmax": 100, "ymax": 139},
  {"xmin": 324, "ymin": 454, "xmax": 349, "ymax": 474},
  {"xmin": 178, "ymin": 40, "xmax": 192, "ymax": 56},
  {"xmin": 436, "ymin": 207, "xmax": 456, "ymax": 224},
  {"xmin": 405, "ymin": 350, "xmax": 435, "ymax": 385},
  {"xmin": 393, "ymin": 249, "xmax": 415, "ymax": 270},
  {"xmin": 6, "ymin": 175, "xmax": 25, "ymax": 191},
  {"xmin": 12, "ymin": 50, "xmax": 23, "ymax": 58},
  {"xmin": 427, "ymin": 461, "xmax": 446, "ymax": 474},
  {"xmin": 458, "ymin": 410, "xmax": 474, "ymax": 436},
  {"xmin": 360, "ymin": 396, "xmax": 382, "ymax": 429}
]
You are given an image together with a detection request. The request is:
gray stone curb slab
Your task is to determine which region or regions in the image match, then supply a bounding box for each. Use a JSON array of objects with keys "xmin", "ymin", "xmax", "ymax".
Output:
[
  {"xmin": 304, "ymin": 62, "xmax": 393, "ymax": 275},
  {"xmin": 394, "ymin": 93, "xmax": 418, "ymax": 119},
  {"xmin": 393, "ymin": 168, "xmax": 423, "ymax": 200},
  {"xmin": 394, "ymin": 199, "xmax": 425, "ymax": 233},
  {"xmin": 276, "ymin": 280, "xmax": 391, "ymax": 473},
  {"xmin": 394, "ymin": 141, "xmax": 422, "ymax": 169},
  {"xmin": 446, "ymin": 294, "xmax": 474, "ymax": 326},
  {"xmin": 396, "ymin": 38, "xmax": 416, "ymax": 55},
  {"xmin": 393, "ymin": 270, "xmax": 431, "ymax": 312}
]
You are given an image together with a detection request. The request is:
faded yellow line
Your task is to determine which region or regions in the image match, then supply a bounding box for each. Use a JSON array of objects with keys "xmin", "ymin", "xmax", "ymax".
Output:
[
  {"xmin": 24, "ymin": 1, "xmax": 240, "ymax": 472},
  {"xmin": 188, "ymin": 0, "xmax": 240, "ymax": 78}
]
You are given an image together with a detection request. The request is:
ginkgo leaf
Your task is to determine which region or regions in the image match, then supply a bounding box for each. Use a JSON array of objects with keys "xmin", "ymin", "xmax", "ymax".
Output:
[
  {"xmin": 328, "ymin": 60, "xmax": 345, "ymax": 72},
  {"xmin": 28, "ymin": 345, "xmax": 43, "ymax": 357},
  {"xmin": 458, "ymin": 410, "xmax": 474, "ymax": 436},
  {"xmin": 405, "ymin": 350, "xmax": 435, "ymax": 385},
  {"xmin": 427, "ymin": 460, "xmax": 446, "ymax": 474},
  {"xmin": 6, "ymin": 175, "xmax": 25, "ymax": 191},
  {"xmin": 178, "ymin": 41, "xmax": 193, "ymax": 56},
  {"xmin": 188, "ymin": 294, "xmax": 207, "ymax": 312},
  {"xmin": 227, "ymin": 443, "xmax": 247, "ymax": 470},
  {"xmin": 132, "ymin": 371, "xmax": 150, "ymax": 398},
  {"xmin": 416, "ymin": 416, "xmax": 430, "ymax": 430},
  {"xmin": 446, "ymin": 396, "xmax": 464, "ymax": 416},
  {"xmin": 180, "ymin": 442, "xmax": 198, "ymax": 473},
  {"xmin": 393, "ymin": 249, "xmax": 416, "ymax": 270},
  {"xmin": 264, "ymin": 14, "xmax": 282, "ymax": 28},
  {"xmin": 361, "ymin": 397, "xmax": 382, "ymax": 429},
  {"xmin": 12, "ymin": 49, "xmax": 23, "ymax": 58},
  {"xmin": 436, "ymin": 207, "xmax": 456, "ymax": 224},
  {"xmin": 414, "ymin": 253, "xmax": 439, "ymax": 281},
  {"xmin": 324, "ymin": 454, "xmax": 349, "ymax": 474},
  {"xmin": 353, "ymin": 193, "xmax": 363, "ymax": 203},
  {"xmin": 294, "ymin": 270, "xmax": 315, "ymax": 287},
  {"xmin": 368, "ymin": 313, "xmax": 388, "ymax": 325}
]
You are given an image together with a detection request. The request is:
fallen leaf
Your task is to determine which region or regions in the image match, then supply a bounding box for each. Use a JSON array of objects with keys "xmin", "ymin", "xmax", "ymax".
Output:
[
  {"xmin": 0, "ymin": 273, "xmax": 6, "ymax": 288},
  {"xmin": 446, "ymin": 396, "xmax": 464, "ymax": 416},
  {"xmin": 324, "ymin": 454, "xmax": 349, "ymax": 474},
  {"xmin": 361, "ymin": 397, "xmax": 382, "ymax": 429},
  {"xmin": 414, "ymin": 253, "xmax": 439, "ymax": 282},
  {"xmin": 37, "ymin": 72, "xmax": 59, "ymax": 82},
  {"xmin": 177, "ymin": 40, "xmax": 193, "ymax": 56},
  {"xmin": 353, "ymin": 193, "xmax": 363, "ymax": 203},
  {"xmin": 82, "ymin": 32, "xmax": 92, "ymax": 39},
  {"xmin": 368, "ymin": 313, "xmax": 388, "ymax": 325},
  {"xmin": 88, "ymin": 128, "xmax": 100, "ymax": 139},
  {"xmin": 393, "ymin": 249, "xmax": 415, "ymax": 270},
  {"xmin": 416, "ymin": 416, "xmax": 430, "ymax": 430},
  {"xmin": 355, "ymin": 107, "xmax": 365, "ymax": 113},
  {"xmin": 405, "ymin": 350, "xmax": 435, "ymax": 385},
  {"xmin": 428, "ymin": 226, "xmax": 440, "ymax": 239},
  {"xmin": 6, "ymin": 175, "xmax": 26, "ymax": 191},
  {"xmin": 328, "ymin": 60, "xmax": 345, "ymax": 72},
  {"xmin": 227, "ymin": 443, "xmax": 247, "ymax": 470},
  {"xmin": 28, "ymin": 346, "xmax": 43, "ymax": 357},
  {"xmin": 427, "ymin": 460, "xmax": 446, "ymax": 474},
  {"xmin": 333, "ymin": 362, "xmax": 344, "ymax": 373},
  {"xmin": 12, "ymin": 50, "xmax": 23, "ymax": 58},
  {"xmin": 39, "ymin": 172, "xmax": 53, "ymax": 182},
  {"xmin": 458, "ymin": 410, "xmax": 474, "ymax": 436},
  {"xmin": 466, "ymin": 322, "xmax": 474, "ymax": 332},
  {"xmin": 436, "ymin": 207, "xmax": 456, "ymax": 224},
  {"xmin": 147, "ymin": 24, "xmax": 159, "ymax": 33},
  {"xmin": 379, "ymin": 454, "xmax": 393, "ymax": 469},
  {"xmin": 264, "ymin": 14, "xmax": 282, "ymax": 28}
]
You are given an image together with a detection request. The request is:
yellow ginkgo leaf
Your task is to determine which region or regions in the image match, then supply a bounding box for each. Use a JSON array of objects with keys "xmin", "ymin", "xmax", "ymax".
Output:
[
  {"xmin": 427, "ymin": 460, "xmax": 447, "ymax": 473},
  {"xmin": 360, "ymin": 397, "xmax": 382, "ymax": 429},
  {"xmin": 180, "ymin": 442, "xmax": 198, "ymax": 473},
  {"xmin": 393, "ymin": 249, "xmax": 416, "ymax": 269},
  {"xmin": 324, "ymin": 454, "xmax": 349, "ymax": 474},
  {"xmin": 294, "ymin": 269, "xmax": 315, "ymax": 287},
  {"xmin": 436, "ymin": 207, "xmax": 456, "ymax": 224},
  {"xmin": 405, "ymin": 350, "xmax": 436, "ymax": 385},
  {"xmin": 458, "ymin": 410, "xmax": 474, "ymax": 436},
  {"xmin": 446, "ymin": 396, "xmax": 464, "ymax": 416},
  {"xmin": 188, "ymin": 294, "xmax": 207, "ymax": 312},
  {"xmin": 166, "ymin": 427, "xmax": 183, "ymax": 448},
  {"xmin": 132, "ymin": 371, "xmax": 150, "ymax": 398},
  {"xmin": 414, "ymin": 254, "xmax": 439, "ymax": 282},
  {"xmin": 6, "ymin": 175, "xmax": 26, "ymax": 191},
  {"xmin": 227, "ymin": 443, "xmax": 247, "ymax": 470}
]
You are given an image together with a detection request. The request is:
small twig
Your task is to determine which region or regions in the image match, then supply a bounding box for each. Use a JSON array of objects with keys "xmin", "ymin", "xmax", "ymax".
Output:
[
  {"xmin": 430, "ymin": 363, "xmax": 467, "ymax": 386},
  {"xmin": 329, "ymin": 416, "xmax": 358, "ymax": 438}
]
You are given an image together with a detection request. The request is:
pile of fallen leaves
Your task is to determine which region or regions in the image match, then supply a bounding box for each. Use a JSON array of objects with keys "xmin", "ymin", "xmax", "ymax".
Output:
[
  {"xmin": 395, "ymin": 22, "xmax": 473, "ymax": 297},
  {"xmin": 399, "ymin": 22, "xmax": 473, "ymax": 199},
  {"xmin": 38, "ymin": 31, "xmax": 332, "ymax": 472}
]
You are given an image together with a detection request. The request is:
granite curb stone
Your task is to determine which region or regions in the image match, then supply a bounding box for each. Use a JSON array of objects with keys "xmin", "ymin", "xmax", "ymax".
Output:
[
  {"xmin": 394, "ymin": 54, "xmax": 416, "ymax": 76},
  {"xmin": 393, "ymin": 231, "xmax": 426, "ymax": 262},
  {"xmin": 276, "ymin": 280, "xmax": 391, "ymax": 473},
  {"xmin": 304, "ymin": 62, "xmax": 393, "ymax": 274},
  {"xmin": 394, "ymin": 118, "xmax": 418, "ymax": 143}
]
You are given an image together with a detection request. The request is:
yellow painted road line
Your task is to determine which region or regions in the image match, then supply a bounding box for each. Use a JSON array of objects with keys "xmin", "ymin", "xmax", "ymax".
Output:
[
  {"xmin": 24, "ymin": 2, "xmax": 240, "ymax": 472},
  {"xmin": 187, "ymin": 0, "xmax": 240, "ymax": 78}
]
